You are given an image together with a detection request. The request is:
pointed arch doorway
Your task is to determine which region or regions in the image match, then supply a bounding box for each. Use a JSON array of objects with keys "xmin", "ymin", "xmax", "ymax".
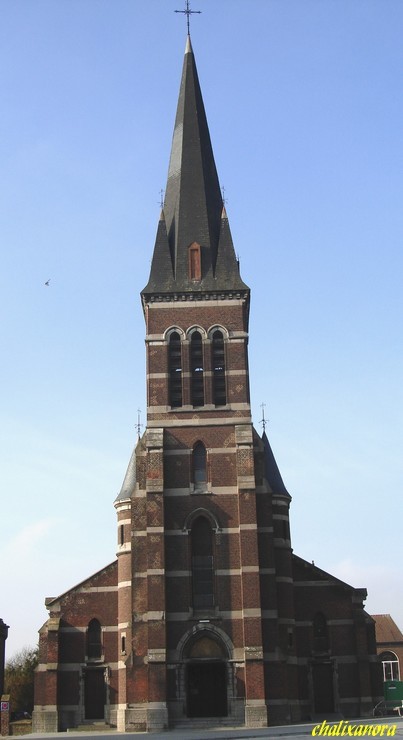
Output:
[{"xmin": 185, "ymin": 635, "xmax": 228, "ymax": 718}]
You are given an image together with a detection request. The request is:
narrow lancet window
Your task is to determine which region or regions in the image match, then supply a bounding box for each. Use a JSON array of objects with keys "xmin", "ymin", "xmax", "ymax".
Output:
[
  {"xmin": 87, "ymin": 619, "xmax": 102, "ymax": 659},
  {"xmin": 169, "ymin": 331, "xmax": 182, "ymax": 407},
  {"xmin": 193, "ymin": 442, "xmax": 207, "ymax": 490},
  {"xmin": 212, "ymin": 330, "xmax": 226, "ymax": 406},
  {"xmin": 190, "ymin": 331, "xmax": 204, "ymax": 406},
  {"xmin": 313, "ymin": 612, "xmax": 329, "ymax": 653},
  {"xmin": 191, "ymin": 517, "xmax": 214, "ymax": 610}
]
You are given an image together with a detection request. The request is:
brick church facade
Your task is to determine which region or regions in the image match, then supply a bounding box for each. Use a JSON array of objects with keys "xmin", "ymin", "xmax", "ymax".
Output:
[{"xmin": 33, "ymin": 36, "xmax": 381, "ymax": 733}]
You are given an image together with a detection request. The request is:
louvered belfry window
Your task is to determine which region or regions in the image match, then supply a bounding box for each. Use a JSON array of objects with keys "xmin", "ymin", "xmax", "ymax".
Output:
[
  {"xmin": 212, "ymin": 330, "xmax": 226, "ymax": 406},
  {"xmin": 190, "ymin": 331, "xmax": 204, "ymax": 406},
  {"xmin": 169, "ymin": 331, "xmax": 182, "ymax": 407},
  {"xmin": 191, "ymin": 517, "xmax": 214, "ymax": 609}
]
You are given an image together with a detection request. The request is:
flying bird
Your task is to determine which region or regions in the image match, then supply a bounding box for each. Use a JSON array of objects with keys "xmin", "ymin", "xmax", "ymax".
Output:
[{"xmin": 45, "ymin": 279, "xmax": 50, "ymax": 286}]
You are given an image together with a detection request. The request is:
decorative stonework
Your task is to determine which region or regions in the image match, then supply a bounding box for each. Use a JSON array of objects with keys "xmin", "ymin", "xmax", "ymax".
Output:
[
  {"xmin": 245, "ymin": 646, "xmax": 264, "ymax": 661},
  {"xmin": 147, "ymin": 649, "xmax": 166, "ymax": 663},
  {"xmin": 235, "ymin": 424, "xmax": 253, "ymax": 445},
  {"xmin": 146, "ymin": 292, "xmax": 248, "ymax": 303},
  {"xmin": 146, "ymin": 428, "xmax": 164, "ymax": 450}
]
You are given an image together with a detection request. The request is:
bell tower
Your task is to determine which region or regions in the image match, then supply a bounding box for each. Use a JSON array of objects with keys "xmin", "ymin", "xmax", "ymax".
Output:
[
  {"xmin": 114, "ymin": 34, "xmax": 295, "ymax": 732},
  {"xmin": 134, "ymin": 34, "xmax": 267, "ymax": 730}
]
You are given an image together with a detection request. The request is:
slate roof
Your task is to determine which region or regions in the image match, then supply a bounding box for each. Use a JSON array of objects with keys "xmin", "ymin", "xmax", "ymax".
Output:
[
  {"xmin": 292, "ymin": 555, "xmax": 369, "ymax": 604},
  {"xmin": 142, "ymin": 36, "xmax": 249, "ymax": 297},
  {"xmin": 44, "ymin": 560, "xmax": 118, "ymax": 608},
  {"xmin": 114, "ymin": 444, "xmax": 136, "ymax": 502},
  {"xmin": 262, "ymin": 431, "xmax": 290, "ymax": 498}
]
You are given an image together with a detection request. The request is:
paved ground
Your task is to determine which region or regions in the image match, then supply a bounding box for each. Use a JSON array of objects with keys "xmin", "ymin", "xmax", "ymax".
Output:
[{"xmin": 26, "ymin": 716, "xmax": 403, "ymax": 740}]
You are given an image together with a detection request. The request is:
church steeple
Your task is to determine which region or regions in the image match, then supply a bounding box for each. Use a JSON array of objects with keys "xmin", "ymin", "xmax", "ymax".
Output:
[{"xmin": 142, "ymin": 37, "xmax": 248, "ymax": 298}]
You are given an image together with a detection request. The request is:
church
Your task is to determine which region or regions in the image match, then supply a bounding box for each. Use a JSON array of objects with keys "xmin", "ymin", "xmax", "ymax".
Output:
[{"xmin": 33, "ymin": 33, "xmax": 381, "ymax": 733}]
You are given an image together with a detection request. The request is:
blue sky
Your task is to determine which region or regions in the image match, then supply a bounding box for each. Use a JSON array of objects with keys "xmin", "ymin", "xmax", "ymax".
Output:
[{"xmin": 1, "ymin": 0, "xmax": 402, "ymax": 659}]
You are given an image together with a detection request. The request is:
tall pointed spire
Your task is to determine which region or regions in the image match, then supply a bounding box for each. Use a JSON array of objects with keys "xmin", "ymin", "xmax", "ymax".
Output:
[{"xmin": 142, "ymin": 38, "xmax": 248, "ymax": 297}]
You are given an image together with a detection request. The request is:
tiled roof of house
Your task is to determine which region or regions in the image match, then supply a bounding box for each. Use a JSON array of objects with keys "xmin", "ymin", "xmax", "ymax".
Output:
[{"xmin": 372, "ymin": 614, "xmax": 403, "ymax": 644}]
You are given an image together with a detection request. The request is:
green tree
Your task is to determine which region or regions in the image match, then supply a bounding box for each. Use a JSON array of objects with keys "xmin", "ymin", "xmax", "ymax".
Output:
[{"xmin": 4, "ymin": 646, "xmax": 38, "ymax": 715}]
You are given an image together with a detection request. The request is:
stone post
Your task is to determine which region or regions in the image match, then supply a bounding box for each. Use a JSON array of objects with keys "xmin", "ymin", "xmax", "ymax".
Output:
[
  {"xmin": 0, "ymin": 694, "xmax": 10, "ymax": 737},
  {"xmin": 0, "ymin": 620, "xmax": 9, "ymax": 697}
]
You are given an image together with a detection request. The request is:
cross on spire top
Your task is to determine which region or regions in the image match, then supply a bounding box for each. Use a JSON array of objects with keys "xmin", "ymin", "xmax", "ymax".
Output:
[
  {"xmin": 136, "ymin": 408, "xmax": 143, "ymax": 440},
  {"xmin": 175, "ymin": 0, "xmax": 201, "ymax": 35},
  {"xmin": 260, "ymin": 402, "xmax": 268, "ymax": 432}
]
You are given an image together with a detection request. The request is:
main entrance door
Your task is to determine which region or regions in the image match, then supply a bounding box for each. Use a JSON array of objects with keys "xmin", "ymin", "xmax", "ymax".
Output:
[
  {"xmin": 84, "ymin": 668, "xmax": 105, "ymax": 720},
  {"xmin": 187, "ymin": 662, "xmax": 227, "ymax": 717}
]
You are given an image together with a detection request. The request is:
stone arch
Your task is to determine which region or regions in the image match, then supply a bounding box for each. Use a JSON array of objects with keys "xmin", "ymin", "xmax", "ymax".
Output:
[
  {"xmin": 207, "ymin": 324, "xmax": 229, "ymax": 340},
  {"xmin": 164, "ymin": 325, "xmax": 185, "ymax": 340},
  {"xmin": 177, "ymin": 623, "xmax": 233, "ymax": 662},
  {"xmin": 183, "ymin": 507, "xmax": 221, "ymax": 534},
  {"xmin": 177, "ymin": 625, "xmax": 234, "ymax": 719},
  {"xmin": 186, "ymin": 325, "xmax": 207, "ymax": 340}
]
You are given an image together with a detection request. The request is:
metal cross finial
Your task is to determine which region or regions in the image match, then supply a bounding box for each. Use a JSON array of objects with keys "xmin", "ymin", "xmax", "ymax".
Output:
[
  {"xmin": 260, "ymin": 402, "xmax": 267, "ymax": 432},
  {"xmin": 136, "ymin": 408, "xmax": 143, "ymax": 440},
  {"xmin": 221, "ymin": 185, "xmax": 228, "ymax": 206},
  {"xmin": 175, "ymin": 0, "xmax": 201, "ymax": 35},
  {"xmin": 158, "ymin": 188, "xmax": 164, "ymax": 209}
]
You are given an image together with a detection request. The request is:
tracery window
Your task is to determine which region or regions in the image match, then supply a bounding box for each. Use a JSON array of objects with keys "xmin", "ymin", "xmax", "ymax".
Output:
[
  {"xmin": 87, "ymin": 618, "xmax": 102, "ymax": 659},
  {"xmin": 190, "ymin": 331, "xmax": 204, "ymax": 406},
  {"xmin": 191, "ymin": 517, "xmax": 214, "ymax": 610},
  {"xmin": 169, "ymin": 331, "xmax": 182, "ymax": 407},
  {"xmin": 211, "ymin": 330, "xmax": 226, "ymax": 406}
]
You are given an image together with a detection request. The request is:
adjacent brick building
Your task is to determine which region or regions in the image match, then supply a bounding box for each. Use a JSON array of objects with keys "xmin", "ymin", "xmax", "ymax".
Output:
[
  {"xmin": 33, "ymin": 35, "xmax": 382, "ymax": 733},
  {"xmin": 372, "ymin": 615, "xmax": 403, "ymax": 683}
]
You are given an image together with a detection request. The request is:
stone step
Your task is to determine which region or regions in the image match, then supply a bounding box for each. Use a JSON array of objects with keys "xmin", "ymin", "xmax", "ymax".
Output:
[
  {"xmin": 68, "ymin": 722, "xmax": 113, "ymax": 733},
  {"xmin": 171, "ymin": 717, "xmax": 239, "ymax": 729}
]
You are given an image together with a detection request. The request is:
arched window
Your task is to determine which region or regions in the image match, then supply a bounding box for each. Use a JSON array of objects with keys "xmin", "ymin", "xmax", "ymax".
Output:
[
  {"xmin": 87, "ymin": 618, "xmax": 102, "ymax": 659},
  {"xmin": 169, "ymin": 331, "xmax": 182, "ymax": 407},
  {"xmin": 212, "ymin": 330, "xmax": 226, "ymax": 406},
  {"xmin": 190, "ymin": 331, "xmax": 204, "ymax": 407},
  {"xmin": 313, "ymin": 612, "xmax": 329, "ymax": 653},
  {"xmin": 193, "ymin": 442, "xmax": 207, "ymax": 490},
  {"xmin": 191, "ymin": 517, "xmax": 214, "ymax": 610},
  {"xmin": 379, "ymin": 651, "xmax": 400, "ymax": 681}
]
